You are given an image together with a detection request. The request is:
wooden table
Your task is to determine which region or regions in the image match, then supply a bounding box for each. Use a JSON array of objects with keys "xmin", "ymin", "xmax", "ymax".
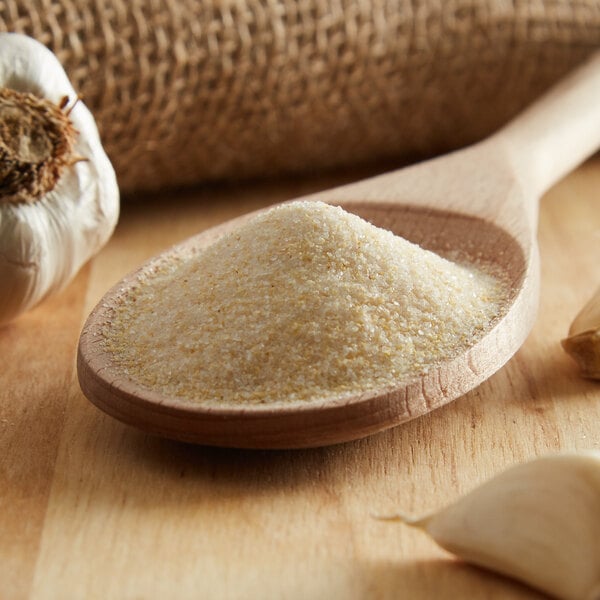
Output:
[{"xmin": 2, "ymin": 159, "xmax": 599, "ymax": 599}]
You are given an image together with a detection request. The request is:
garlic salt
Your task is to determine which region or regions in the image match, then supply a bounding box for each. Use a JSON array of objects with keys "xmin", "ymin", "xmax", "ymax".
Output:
[
  {"xmin": 562, "ymin": 285, "xmax": 600, "ymax": 379},
  {"xmin": 378, "ymin": 452, "xmax": 600, "ymax": 600},
  {"xmin": 0, "ymin": 33, "xmax": 119, "ymax": 325}
]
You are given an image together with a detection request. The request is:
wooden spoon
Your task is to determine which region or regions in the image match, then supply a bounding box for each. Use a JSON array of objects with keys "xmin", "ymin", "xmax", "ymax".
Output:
[{"xmin": 78, "ymin": 54, "xmax": 600, "ymax": 448}]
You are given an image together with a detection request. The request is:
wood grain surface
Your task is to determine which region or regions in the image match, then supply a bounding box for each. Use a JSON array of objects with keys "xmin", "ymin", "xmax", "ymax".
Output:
[{"xmin": 1, "ymin": 160, "xmax": 599, "ymax": 599}]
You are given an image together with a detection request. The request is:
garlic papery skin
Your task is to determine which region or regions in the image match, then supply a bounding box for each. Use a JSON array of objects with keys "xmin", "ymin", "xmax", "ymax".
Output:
[
  {"xmin": 0, "ymin": 33, "xmax": 119, "ymax": 325},
  {"xmin": 379, "ymin": 452, "xmax": 600, "ymax": 600},
  {"xmin": 562, "ymin": 286, "xmax": 600, "ymax": 379}
]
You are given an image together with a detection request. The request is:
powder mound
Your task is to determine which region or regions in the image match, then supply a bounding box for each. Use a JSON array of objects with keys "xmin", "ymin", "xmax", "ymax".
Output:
[{"xmin": 103, "ymin": 201, "xmax": 505, "ymax": 405}]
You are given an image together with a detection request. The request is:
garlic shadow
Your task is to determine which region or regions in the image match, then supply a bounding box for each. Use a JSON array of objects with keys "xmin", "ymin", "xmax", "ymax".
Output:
[{"xmin": 360, "ymin": 558, "xmax": 547, "ymax": 600}]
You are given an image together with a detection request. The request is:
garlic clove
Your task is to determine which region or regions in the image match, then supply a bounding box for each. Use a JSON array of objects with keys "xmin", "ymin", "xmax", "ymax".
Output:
[
  {"xmin": 0, "ymin": 33, "xmax": 119, "ymax": 325},
  {"xmin": 379, "ymin": 452, "xmax": 600, "ymax": 600},
  {"xmin": 562, "ymin": 286, "xmax": 600, "ymax": 379}
]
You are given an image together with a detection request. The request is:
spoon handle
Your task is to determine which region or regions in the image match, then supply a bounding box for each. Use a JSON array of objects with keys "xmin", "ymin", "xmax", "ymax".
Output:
[{"xmin": 494, "ymin": 51, "xmax": 600, "ymax": 198}]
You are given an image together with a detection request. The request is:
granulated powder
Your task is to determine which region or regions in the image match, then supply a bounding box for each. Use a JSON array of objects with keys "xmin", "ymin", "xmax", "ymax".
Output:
[{"xmin": 102, "ymin": 201, "xmax": 505, "ymax": 406}]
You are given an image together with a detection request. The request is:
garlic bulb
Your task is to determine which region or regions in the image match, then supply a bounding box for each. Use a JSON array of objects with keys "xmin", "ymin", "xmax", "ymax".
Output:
[
  {"xmin": 379, "ymin": 452, "xmax": 600, "ymax": 600},
  {"xmin": 562, "ymin": 286, "xmax": 600, "ymax": 379},
  {"xmin": 0, "ymin": 33, "xmax": 119, "ymax": 325}
]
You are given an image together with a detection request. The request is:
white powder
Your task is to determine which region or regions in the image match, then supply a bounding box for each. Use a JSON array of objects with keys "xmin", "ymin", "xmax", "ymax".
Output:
[{"xmin": 102, "ymin": 201, "xmax": 505, "ymax": 406}]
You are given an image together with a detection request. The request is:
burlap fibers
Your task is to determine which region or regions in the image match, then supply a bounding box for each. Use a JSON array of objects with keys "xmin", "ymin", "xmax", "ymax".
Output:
[{"xmin": 1, "ymin": 1, "xmax": 599, "ymax": 193}]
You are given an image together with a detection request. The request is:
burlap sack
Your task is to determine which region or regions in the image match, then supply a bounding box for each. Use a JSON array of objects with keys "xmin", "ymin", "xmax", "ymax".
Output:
[{"xmin": 2, "ymin": 1, "xmax": 599, "ymax": 193}]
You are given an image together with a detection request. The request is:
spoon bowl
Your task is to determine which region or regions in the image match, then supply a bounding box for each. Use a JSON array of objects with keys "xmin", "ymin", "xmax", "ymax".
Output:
[{"xmin": 78, "ymin": 53, "xmax": 600, "ymax": 448}]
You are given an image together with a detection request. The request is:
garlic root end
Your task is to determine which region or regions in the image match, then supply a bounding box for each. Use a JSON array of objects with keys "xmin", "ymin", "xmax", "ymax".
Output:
[
  {"xmin": 562, "ymin": 332, "xmax": 600, "ymax": 380},
  {"xmin": 563, "ymin": 285, "xmax": 600, "ymax": 380}
]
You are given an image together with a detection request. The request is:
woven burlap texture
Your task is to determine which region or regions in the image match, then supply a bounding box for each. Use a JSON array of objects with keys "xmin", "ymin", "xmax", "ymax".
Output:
[{"xmin": 2, "ymin": 0, "xmax": 599, "ymax": 193}]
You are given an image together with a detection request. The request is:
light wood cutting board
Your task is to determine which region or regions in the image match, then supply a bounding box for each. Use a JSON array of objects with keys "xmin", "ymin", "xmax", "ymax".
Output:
[{"xmin": 1, "ymin": 160, "xmax": 599, "ymax": 599}]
